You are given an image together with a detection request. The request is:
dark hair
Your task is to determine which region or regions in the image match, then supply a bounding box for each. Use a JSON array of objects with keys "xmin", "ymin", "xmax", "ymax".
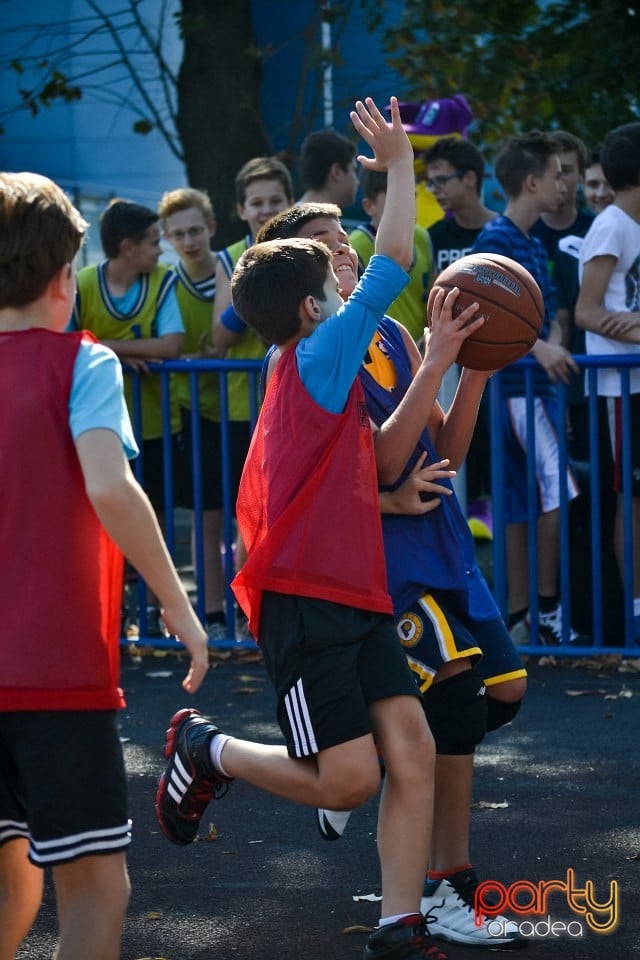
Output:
[
  {"xmin": 601, "ymin": 123, "xmax": 640, "ymax": 191},
  {"xmin": 256, "ymin": 202, "xmax": 342, "ymax": 243},
  {"xmin": 234, "ymin": 156, "xmax": 294, "ymax": 206},
  {"xmin": 231, "ymin": 238, "xmax": 332, "ymax": 345},
  {"xmin": 0, "ymin": 172, "xmax": 87, "ymax": 309},
  {"xmin": 587, "ymin": 145, "xmax": 603, "ymax": 168},
  {"xmin": 423, "ymin": 136, "xmax": 486, "ymax": 195},
  {"xmin": 358, "ymin": 169, "xmax": 388, "ymax": 202},
  {"xmin": 298, "ymin": 130, "xmax": 356, "ymax": 190},
  {"xmin": 551, "ymin": 130, "xmax": 588, "ymax": 176},
  {"xmin": 494, "ymin": 131, "xmax": 558, "ymax": 198},
  {"xmin": 99, "ymin": 199, "xmax": 158, "ymax": 258}
]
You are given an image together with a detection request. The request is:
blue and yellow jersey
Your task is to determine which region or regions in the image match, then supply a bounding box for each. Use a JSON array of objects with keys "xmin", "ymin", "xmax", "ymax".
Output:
[
  {"xmin": 218, "ymin": 236, "xmax": 267, "ymax": 422},
  {"xmin": 172, "ymin": 262, "xmax": 219, "ymax": 421},
  {"xmin": 74, "ymin": 262, "xmax": 182, "ymax": 440}
]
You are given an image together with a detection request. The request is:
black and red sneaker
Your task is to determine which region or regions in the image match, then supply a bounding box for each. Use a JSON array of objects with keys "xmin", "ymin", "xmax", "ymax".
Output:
[
  {"xmin": 364, "ymin": 914, "xmax": 448, "ymax": 959},
  {"xmin": 155, "ymin": 708, "xmax": 232, "ymax": 845}
]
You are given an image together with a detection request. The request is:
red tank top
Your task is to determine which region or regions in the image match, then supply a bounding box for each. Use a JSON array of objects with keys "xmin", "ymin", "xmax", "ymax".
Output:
[
  {"xmin": 232, "ymin": 347, "xmax": 391, "ymax": 639},
  {"xmin": 0, "ymin": 329, "xmax": 125, "ymax": 710}
]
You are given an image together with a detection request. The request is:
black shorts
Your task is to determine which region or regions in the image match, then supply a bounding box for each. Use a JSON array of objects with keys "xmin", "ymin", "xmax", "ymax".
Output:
[
  {"xmin": 259, "ymin": 592, "xmax": 420, "ymax": 758},
  {"xmin": 606, "ymin": 394, "xmax": 640, "ymax": 495},
  {"xmin": 174, "ymin": 412, "xmax": 252, "ymax": 513},
  {"xmin": 0, "ymin": 710, "xmax": 130, "ymax": 867},
  {"xmin": 133, "ymin": 436, "xmax": 178, "ymax": 514}
]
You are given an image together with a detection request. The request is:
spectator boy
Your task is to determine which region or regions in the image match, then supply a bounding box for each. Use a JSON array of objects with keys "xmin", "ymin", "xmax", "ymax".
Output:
[
  {"xmin": 209, "ymin": 157, "xmax": 294, "ymax": 634},
  {"xmin": 472, "ymin": 132, "xmax": 581, "ymax": 645},
  {"xmin": 297, "ymin": 127, "xmax": 359, "ymax": 209},
  {"xmin": 531, "ymin": 130, "xmax": 593, "ymax": 267},
  {"xmin": 576, "ymin": 121, "xmax": 640, "ymax": 638},
  {"xmin": 158, "ymin": 187, "xmax": 226, "ymax": 639},
  {"xmin": 0, "ymin": 171, "xmax": 207, "ymax": 960},
  {"xmin": 424, "ymin": 136, "xmax": 496, "ymax": 530},
  {"xmin": 424, "ymin": 136, "xmax": 496, "ymax": 274},
  {"xmin": 584, "ymin": 145, "xmax": 615, "ymax": 216}
]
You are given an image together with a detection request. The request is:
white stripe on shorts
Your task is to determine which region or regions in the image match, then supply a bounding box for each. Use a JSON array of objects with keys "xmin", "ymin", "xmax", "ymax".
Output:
[
  {"xmin": 0, "ymin": 817, "xmax": 29, "ymax": 844},
  {"xmin": 506, "ymin": 396, "xmax": 579, "ymax": 513},
  {"xmin": 29, "ymin": 820, "xmax": 132, "ymax": 866},
  {"xmin": 284, "ymin": 678, "xmax": 318, "ymax": 757}
]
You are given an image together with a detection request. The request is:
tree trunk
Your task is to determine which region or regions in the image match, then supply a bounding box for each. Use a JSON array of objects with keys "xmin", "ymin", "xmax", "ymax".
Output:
[{"xmin": 177, "ymin": 0, "xmax": 273, "ymax": 248}]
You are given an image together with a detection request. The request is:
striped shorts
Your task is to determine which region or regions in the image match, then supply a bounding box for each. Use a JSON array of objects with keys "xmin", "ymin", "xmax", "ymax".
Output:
[
  {"xmin": 258, "ymin": 592, "xmax": 420, "ymax": 758},
  {"xmin": 0, "ymin": 710, "xmax": 130, "ymax": 867}
]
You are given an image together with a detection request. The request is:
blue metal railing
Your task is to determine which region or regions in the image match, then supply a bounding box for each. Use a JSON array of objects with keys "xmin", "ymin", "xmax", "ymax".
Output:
[
  {"xmin": 123, "ymin": 355, "xmax": 640, "ymax": 658},
  {"xmin": 489, "ymin": 354, "xmax": 640, "ymax": 656}
]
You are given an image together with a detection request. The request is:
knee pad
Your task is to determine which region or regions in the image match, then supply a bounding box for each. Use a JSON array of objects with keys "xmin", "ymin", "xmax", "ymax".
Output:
[
  {"xmin": 486, "ymin": 695, "xmax": 523, "ymax": 732},
  {"xmin": 423, "ymin": 670, "xmax": 487, "ymax": 755}
]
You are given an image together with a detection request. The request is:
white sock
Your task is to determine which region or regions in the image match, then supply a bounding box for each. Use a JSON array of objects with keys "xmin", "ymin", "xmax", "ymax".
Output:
[
  {"xmin": 378, "ymin": 913, "xmax": 417, "ymax": 927},
  {"xmin": 209, "ymin": 733, "xmax": 232, "ymax": 778}
]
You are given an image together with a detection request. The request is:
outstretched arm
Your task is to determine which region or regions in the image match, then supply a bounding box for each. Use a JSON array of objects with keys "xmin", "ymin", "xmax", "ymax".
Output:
[{"xmin": 350, "ymin": 96, "xmax": 415, "ymax": 271}]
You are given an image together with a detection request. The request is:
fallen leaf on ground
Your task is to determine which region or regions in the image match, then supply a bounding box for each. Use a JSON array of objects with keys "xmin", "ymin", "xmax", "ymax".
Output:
[
  {"xmin": 343, "ymin": 925, "xmax": 374, "ymax": 934},
  {"xmin": 473, "ymin": 800, "xmax": 509, "ymax": 809},
  {"xmin": 352, "ymin": 893, "xmax": 382, "ymax": 902}
]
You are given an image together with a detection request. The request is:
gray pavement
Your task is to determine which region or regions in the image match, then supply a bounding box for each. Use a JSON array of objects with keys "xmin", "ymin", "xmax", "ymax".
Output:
[{"xmin": 16, "ymin": 651, "xmax": 640, "ymax": 960}]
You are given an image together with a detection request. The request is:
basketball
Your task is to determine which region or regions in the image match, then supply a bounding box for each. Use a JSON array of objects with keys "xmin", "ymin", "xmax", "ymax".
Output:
[{"xmin": 432, "ymin": 253, "xmax": 544, "ymax": 370}]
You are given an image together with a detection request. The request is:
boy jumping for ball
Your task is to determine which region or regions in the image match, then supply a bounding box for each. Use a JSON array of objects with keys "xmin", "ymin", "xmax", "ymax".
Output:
[{"xmin": 155, "ymin": 96, "xmax": 448, "ymax": 960}]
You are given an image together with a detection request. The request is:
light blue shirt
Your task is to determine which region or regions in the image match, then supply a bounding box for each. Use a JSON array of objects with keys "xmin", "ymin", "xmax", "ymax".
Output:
[{"xmin": 70, "ymin": 340, "xmax": 138, "ymax": 458}]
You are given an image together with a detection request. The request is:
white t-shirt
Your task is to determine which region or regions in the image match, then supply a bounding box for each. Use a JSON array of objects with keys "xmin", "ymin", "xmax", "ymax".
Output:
[{"xmin": 579, "ymin": 204, "xmax": 640, "ymax": 396}]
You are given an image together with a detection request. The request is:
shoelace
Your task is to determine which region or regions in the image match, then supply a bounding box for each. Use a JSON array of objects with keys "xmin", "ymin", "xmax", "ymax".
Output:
[{"xmin": 420, "ymin": 914, "xmax": 450, "ymax": 958}]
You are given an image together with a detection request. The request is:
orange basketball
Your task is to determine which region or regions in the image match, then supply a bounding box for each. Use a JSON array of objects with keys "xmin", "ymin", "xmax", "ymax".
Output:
[{"xmin": 432, "ymin": 253, "xmax": 544, "ymax": 370}]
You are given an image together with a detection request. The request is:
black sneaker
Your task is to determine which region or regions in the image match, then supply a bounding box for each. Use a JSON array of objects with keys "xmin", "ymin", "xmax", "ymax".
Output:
[
  {"xmin": 155, "ymin": 708, "xmax": 232, "ymax": 845},
  {"xmin": 364, "ymin": 914, "xmax": 448, "ymax": 959}
]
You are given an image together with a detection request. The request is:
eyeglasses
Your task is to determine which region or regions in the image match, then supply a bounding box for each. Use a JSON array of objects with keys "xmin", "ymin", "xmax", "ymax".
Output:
[
  {"xmin": 167, "ymin": 225, "xmax": 206, "ymax": 243},
  {"xmin": 425, "ymin": 171, "xmax": 464, "ymax": 191}
]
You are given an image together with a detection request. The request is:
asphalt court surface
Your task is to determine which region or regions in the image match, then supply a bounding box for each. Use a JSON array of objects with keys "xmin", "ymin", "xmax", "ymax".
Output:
[{"xmin": 15, "ymin": 651, "xmax": 640, "ymax": 959}]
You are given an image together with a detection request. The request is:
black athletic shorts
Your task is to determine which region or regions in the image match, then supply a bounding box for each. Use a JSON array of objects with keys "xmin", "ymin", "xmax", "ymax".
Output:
[
  {"xmin": 0, "ymin": 710, "xmax": 131, "ymax": 867},
  {"xmin": 259, "ymin": 592, "xmax": 420, "ymax": 758},
  {"xmin": 174, "ymin": 411, "xmax": 252, "ymax": 512}
]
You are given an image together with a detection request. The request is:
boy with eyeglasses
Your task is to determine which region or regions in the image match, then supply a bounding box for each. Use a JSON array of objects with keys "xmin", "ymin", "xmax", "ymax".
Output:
[
  {"xmin": 424, "ymin": 137, "xmax": 496, "ymax": 274},
  {"xmin": 159, "ymin": 187, "xmax": 227, "ymax": 640}
]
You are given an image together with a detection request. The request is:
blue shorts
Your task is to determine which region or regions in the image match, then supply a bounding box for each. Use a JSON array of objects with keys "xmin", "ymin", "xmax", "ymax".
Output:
[
  {"xmin": 502, "ymin": 396, "xmax": 579, "ymax": 524},
  {"xmin": 395, "ymin": 590, "xmax": 527, "ymax": 693},
  {"xmin": 172, "ymin": 410, "xmax": 253, "ymax": 512}
]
